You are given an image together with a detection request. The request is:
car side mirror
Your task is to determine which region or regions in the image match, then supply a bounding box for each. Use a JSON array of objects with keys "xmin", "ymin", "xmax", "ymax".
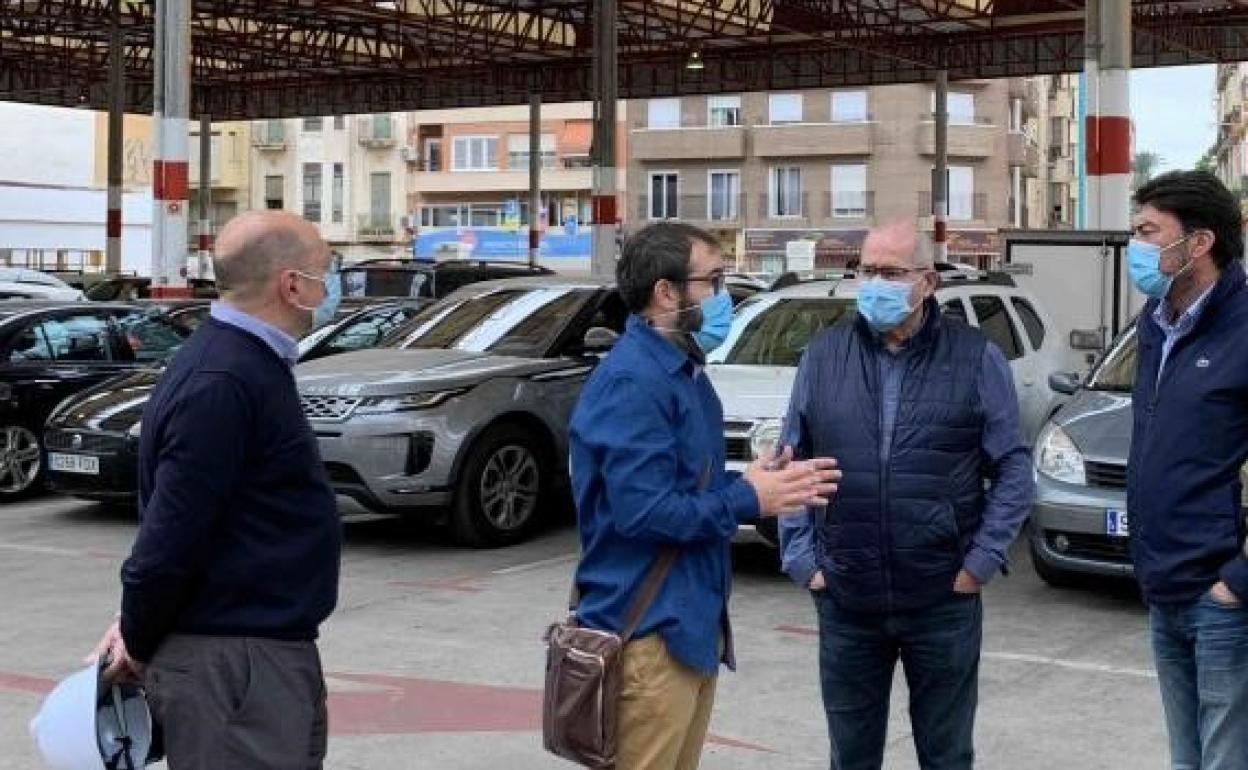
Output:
[
  {"xmin": 1048, "ymin": 371, "xmax": 1082, "ymax": 396},
  {"xmin": 582, "ymin": 327, "xmax": 620, "ymax": 353}
]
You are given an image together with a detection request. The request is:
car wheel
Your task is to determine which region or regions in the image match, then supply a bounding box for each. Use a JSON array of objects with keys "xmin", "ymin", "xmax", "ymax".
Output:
[
  {"xmin": 452, "ymin": 424, "xmax": 547, "ymax": 547},
  {"xmin": 0, "ymin": 424, "xmax": 44, "ymax": 499},
  {"xmin": 1028, "ymin": 538, "xmax": 1080, "ymax": 588}
]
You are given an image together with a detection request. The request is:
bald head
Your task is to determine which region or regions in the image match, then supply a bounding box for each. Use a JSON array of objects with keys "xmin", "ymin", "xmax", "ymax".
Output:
[
  {"xmin": 861, "ymin": 220, "xmax": 934, "ymax": 270},
  {"xmin": 213, "ymin": 210, "xmax": 328, "ymax": 301}
]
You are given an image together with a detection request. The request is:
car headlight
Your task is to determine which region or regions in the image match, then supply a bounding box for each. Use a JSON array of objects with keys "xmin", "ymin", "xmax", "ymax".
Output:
[
  {"xmin": 1035, "ymin": 423, "xmax": 1086, "ymax": 484},
  {"xmin": 750, "ymin": 418, "xmax": 784, "ymax": 462},
  {"xmin": 355, "ymin": 389, "xmax": 466, "ymax": 415},
  {"xmin": 127, "ymin": 421, "xmax": 142, "ymax": 438}
]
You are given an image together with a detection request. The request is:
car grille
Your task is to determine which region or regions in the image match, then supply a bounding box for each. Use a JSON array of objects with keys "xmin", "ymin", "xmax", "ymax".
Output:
[
  {"xmin": 1085, "ymin": 461, "xmax": 1127, "ymax": 489},
  {"xmin": 301, "ymin": 395, "xmax": 362, "ymax": 422},
  {"xmin": 1046, "ymin": 531, "xmax": 1132, "ymax": 564},
  {"xmin": 44, "ymin": 430, "xmax": 123, "ymax": 454}
]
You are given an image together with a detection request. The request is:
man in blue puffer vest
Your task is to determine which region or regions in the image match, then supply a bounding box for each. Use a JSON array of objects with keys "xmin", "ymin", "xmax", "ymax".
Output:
[
  {"xmin": 779, "ymin": 221, "xmax": 1034, "ymax": 770},
  {"xmin": 1127, "ymin": 170, "xmax": 1248, "ymax": 770}
]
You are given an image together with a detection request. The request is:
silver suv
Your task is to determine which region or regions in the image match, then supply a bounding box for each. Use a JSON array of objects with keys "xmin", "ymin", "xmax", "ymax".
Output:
[
  {"xmin": 295, "ymin": 277, "xmax": 626, "ymax": 547},
  {"xmin": 706, "ymin": 271, "xmax": 1062, "ymax": 545}
]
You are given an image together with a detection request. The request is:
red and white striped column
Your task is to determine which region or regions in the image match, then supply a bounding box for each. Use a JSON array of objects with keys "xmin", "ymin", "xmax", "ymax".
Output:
[
  {"xmin": 932, "ymin": 70, "xmax": 949, "ymax": 264},
  {"xmin": 590, "ymin": 0, "xmax": 619, "ymax": 278},
  {"xmin": 197, "ymin": 113, "xmax": 214, "ymax": 280},
  {"xmin": 1084, "ymin": 0, "xmax": 1132, "ymax": 231},
  {"xmin": 105, "ymin": 0, "xmax": 123, "ymax": 274},
  {"xmin": 150, "ymin": 0, "xmax": 191, "ymax": 298}
]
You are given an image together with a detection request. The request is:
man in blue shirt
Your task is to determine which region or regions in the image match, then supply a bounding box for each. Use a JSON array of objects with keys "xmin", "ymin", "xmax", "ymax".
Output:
[
  {"xmin": 1127, "ymin": 171, "xmax": 1248, "ymax": 770},
  {"xmin": 89, "ymin": 210, "xmax": 343, "ymax": 770},
  {"xmin": 780, "ymin": 221, "xmax": 1033, "ymax": 770},
  {"xmin": 570, "ymin": 222, "xmax": 840, "ymax": 770}
]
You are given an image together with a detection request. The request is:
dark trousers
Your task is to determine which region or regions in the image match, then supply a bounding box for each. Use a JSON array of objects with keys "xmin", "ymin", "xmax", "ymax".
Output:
[
  {"xmin": 814, "ymin": 591, "xmax": 982, "ymax": 770},
  {"xmin": 144, "ymin": 634, "xmax": 328, "ymax": 770}
]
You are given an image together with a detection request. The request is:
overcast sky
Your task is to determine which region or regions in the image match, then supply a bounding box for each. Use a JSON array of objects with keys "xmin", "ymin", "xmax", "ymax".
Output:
[{"xmin": 1131, "ymin": 65, "xmax": 1216, "ymax": 172}]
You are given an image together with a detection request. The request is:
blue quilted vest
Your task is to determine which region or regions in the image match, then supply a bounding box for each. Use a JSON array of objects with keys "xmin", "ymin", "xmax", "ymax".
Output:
[{"xmin": 807, "ymin": 299, "xmax": 988, "ymax": 613}]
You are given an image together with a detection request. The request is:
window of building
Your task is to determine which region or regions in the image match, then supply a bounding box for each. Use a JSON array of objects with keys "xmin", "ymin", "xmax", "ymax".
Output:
[
  {"xmin": 506, "ymin": 134, "xmax": 556, "ymax": 170},
  {"xmin": 369, "ymin": 172, "xmax": 391, "ymax": 226},
  {"xmin": 708, "ymin": 170, "xmax": 740, "ymax": 221},
  {"xmin": 371, "ymin": 114, "xmax": 393, "ymax": 140},
  {"xmin": 424, "ymin": 138, "xmax": 442, "ymax": 172},
  {"xmin": 831, "ymin": 90, "xmax": 868, "ymax": 123},
  {"xmin": 302, "ymin": 163, "xmax": 322, "ymax": 222},
  {"xmin": 708, "ymin": 95, "xmax": 741, "ymax": 127},
  {"xmin": 421, "ymin": 205, "xmax": 462, "ymax": 228},
  {"xmin": 264, "ymin": 175, "xmax": 284, "ymax": 210},
  {"xmin": 768, "ymin": 93, "xmax": 803, "ymax": 124},
  {"xmin": 647, "ymin": 98, "xmax": 681, "ymax": 128},
  {"xmin": 331, "ymin": 164, "xmax": 344, "ymax": 224},
  {"xmin": 831, "ymin": 164, "xmax": 868, "ymax": 217},
  {"xmin": 649, "ymin": 172, "xmax": 679, "ymax": 220},
  {"xmin": 452, "ymin": 136, "xmax": 499, "ymax": 171},
  {"xmin": 770, "ymin": 166, "xmax": 802, "ymax": 217},
  {"xmin": 948, "ymin": 165, "xmax": 975, "ymax": 220},
  {"xmin": 303, "ymin": 117, "xmax": 323, "ymax": 132}
]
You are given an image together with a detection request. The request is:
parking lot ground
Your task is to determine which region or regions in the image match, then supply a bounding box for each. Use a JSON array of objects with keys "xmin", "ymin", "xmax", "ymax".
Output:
[{"xmin": 2, "ymin": 495, "xmax": 1166, "ymax": 770}]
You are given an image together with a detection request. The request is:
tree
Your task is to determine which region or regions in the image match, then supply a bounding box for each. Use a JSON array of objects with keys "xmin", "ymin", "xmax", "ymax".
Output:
[
  {"xmin": 1133, "ymin": 151, "xmax": 1163, "ymax": 190},
  {"xmin": 1195, "ymin": 146, "xmax": 1217, "ymax": 175}
]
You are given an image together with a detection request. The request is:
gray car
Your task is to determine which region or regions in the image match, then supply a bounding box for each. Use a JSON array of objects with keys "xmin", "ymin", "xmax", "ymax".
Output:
[
  {"xmin": 295, "ymin": 277, "xmax": 627, "ymax": 547},
  {"xmin": 1030, "ymin": 327, "xmax": 1137, "ymax": 585}
]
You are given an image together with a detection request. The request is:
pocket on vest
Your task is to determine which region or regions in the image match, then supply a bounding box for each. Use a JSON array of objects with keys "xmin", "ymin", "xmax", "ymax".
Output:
[{"xmin": 892, "ymin": 500, "xmax": 963, "ymax": 575}]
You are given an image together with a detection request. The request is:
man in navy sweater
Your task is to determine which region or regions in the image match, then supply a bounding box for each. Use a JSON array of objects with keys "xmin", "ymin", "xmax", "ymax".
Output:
[
  {"xmin": 1127, "ymin": 171, "xmax": 1248, "ymax": 770},
  {"xmin": 88, "ymin": 210, "xmax": 343, "ymax": 769}
]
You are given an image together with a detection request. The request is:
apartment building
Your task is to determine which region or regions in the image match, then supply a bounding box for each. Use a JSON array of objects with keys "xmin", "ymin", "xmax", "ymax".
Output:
[
  {"xmin": 1037, "ymin": 74, "xmax": 1082, "ymax": 229},
  {"xmin": 250, "ymin": 113, "xmax": 407, "ymax": 261},
  {"xmin": 627, "ymin": 81, "xmax": 1049, "ymax": 271},
  {"xmin": 1215, "ymin": 63, "xmax": 1248, "ymax": 211},
  {"xmin": 402, "ymin": 102, "xmax": 625, "ymax": 266}
]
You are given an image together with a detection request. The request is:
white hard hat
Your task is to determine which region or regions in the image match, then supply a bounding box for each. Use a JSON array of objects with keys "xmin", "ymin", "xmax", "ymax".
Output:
[{"xmin": 29, "ymin": 659, "xmax": 162, "ymax": 770}]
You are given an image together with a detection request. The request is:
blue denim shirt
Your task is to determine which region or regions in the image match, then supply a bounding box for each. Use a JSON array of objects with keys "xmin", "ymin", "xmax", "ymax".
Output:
[
  {"xmin": 569, "ymin": 316, "xmax": 760, "ymax": 675},
  {"xmin": 779, "ymin": 328, "xmax": 1033, "ymax": 589},
  {"xmin": 209, "ymin": 302, "xmax": 299, "ymax": 368}
]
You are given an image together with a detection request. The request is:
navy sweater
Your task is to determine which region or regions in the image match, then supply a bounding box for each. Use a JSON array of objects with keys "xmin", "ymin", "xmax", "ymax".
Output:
[{"xmin": 120, "ymin": 318, "xmax": 340, "ymax": 662}]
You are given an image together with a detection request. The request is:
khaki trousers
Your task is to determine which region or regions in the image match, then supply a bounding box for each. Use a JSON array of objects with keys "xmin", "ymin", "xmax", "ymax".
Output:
[{"xmin": 616, "ymin": 634, "xmax": 718, "ymax": 770}]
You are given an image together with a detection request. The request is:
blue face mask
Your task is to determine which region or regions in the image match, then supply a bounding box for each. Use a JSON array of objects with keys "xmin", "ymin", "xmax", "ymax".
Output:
[
  {"xmin": 1127, "ymin": 236, "xmax": 1191, "ymax": 299},
  {"xmin": 856, "ymin": 277, "xmax": 915, "ymax": 333},
  {"xmin": 295, "ymin": 268, "xmax": 342, "ymax": 330},
  {"xmin": 693, "ymin": 289, "xmax": 733, "ymax": 353}
]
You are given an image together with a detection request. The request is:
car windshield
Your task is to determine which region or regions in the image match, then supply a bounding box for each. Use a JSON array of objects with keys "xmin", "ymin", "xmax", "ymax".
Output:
[
  {"xmin": 384, "ymin": 287, "xmax": 586, "ymax": 355},
  {"xmin": 1085, "ymin": 326, "xmax": 1138, "ymax": 392},
  {"xmin": 341, "ymin": 266, "xmax": 435, "ymax": 299},
  {"xmin": 712, "ymin": 296, "xmax": 856, "ymax": 366}
]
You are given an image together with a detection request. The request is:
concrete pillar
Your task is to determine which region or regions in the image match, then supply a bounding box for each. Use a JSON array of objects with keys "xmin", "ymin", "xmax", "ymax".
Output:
[
  {"xmin": 529, "ymin": 93, "xmax": 541, "ymax": 268},
  {"xmin": 197, "ymin": 113, "xmax": 213, "ymax": 279},
  {"xmin": 932, "ymin": 70, "xmax": 949, "ymax": 264},
  {"xmin": 1084, "ymin": 0, "xmax": 1131, "ymax": 231},
  {"xmin": 151, "ymin": 0, "xmax": 191, "ymax": 296},
  {"xmin": 106, "ymin": 0, "xmax": 123, "ymax": 275},
  {"xmin": 590, "ymin": 0, "xmax": 618, "ymax": 279}
]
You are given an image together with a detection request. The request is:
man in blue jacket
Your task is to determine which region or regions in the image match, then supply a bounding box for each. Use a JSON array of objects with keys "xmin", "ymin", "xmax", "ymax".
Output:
[
  {"xmin": 780, "ymin": 221, "xmax": 1033, "ymax": 770},
  {"xmin": 1127, "ymin": 170, "xmax": 1248, "ymax": 770},
  {"xmin": 570, "ymin": 222, "xmax": 840, "ymax": 770},
  {"xmin": 88, "ymin": 210, "xmax": 343, "ymax": 770}
]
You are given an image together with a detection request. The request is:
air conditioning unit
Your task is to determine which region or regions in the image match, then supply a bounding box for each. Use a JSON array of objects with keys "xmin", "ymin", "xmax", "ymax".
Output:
[{"xmin": 400, "ymin": 146, "xmax": 421, "ymax": 163}]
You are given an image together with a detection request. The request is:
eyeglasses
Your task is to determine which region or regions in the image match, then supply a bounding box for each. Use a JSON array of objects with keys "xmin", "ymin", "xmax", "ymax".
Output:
[
  {"xmin": 859, "ymin": 266, "xmax": 921, "ymax": 281},
  {"xmin": 681, "ymin": 271, "xmax": 726, "ymax": 293}
]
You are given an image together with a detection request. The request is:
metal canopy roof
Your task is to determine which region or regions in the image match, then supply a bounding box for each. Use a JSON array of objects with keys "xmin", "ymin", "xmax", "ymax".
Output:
[{"xmin": 2, "ymin": 1, "xmax": 1247, "ymax": 119}]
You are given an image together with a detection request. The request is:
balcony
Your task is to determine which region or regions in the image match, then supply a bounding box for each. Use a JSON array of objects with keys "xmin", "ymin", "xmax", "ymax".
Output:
[
  {"xmin": 1008, "ymin": 132, "xmax": 1041, "ymax": 169},
  {"xmin": 357, "ymin": 213, "xmax": 396, "ymax": 242},
  {"xmin": 753, "ymin": 121, "xmax": 873, "ymax": 157},
  {"xmin": 635, "ymin": 194, "xmax": 747, "ymax": 226},
  {"xmin": 918, "ymin": 117, "xmax": 996, "ymax": 158},
  {"xmin": 358, "ymin": 116, "xmax": 396, "ymax": 149},
  {"xmin": 1051, "ymin": 158, "xmax": 1075, "ymax": 185},
  {"xmin": 251, "ymin": 121, "xmax": 286, "ymax": 150},
  {"xmin": 630, "ymin": 126, "xmax": 746, "ymax": 161},
  {"xmin": 917, "ymin": 191, "xmax": 988, "ymax": 222}
]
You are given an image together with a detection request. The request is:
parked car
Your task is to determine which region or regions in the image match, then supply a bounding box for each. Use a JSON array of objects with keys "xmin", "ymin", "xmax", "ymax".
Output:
[
  {"xmin": 85, "ymin": 277, "xmax": 218, "ymax": 301},
  {"xmin": 296, "ymin": 277, "xmax": 627, "ymax": 547},
  {"xmin": 340, "ymin": 259, "xmax": 555, "ymax": 300},
  {"xmin": 0, "ymin": 268, "xmax": 85, "ymax": 301},
  {"xmin": 706, "ymin": 271, "xmax": 1062, "ymax": 545},
  {"xmin": 298, "ymin": 298, "xmax": 430, "ymax": 362},
  {"xmin": 1028, "ymin": 326, "xmax": 1138, "ymax": 586},
  {"xmin": 0, "ymin": 302, "xmax": 190, "ymax": 499},
  {"xmin": 131, "ymin": 299, "xmax": 212, "ymax": 334}
]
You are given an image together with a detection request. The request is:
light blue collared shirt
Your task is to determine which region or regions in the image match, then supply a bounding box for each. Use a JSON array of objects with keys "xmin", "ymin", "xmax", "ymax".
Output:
[
  {"xmin": 209, "ymin": 302, "xmax": 300, "ymax": 368},
  {"xmin": 1153, "ymin": 284, "xmax": 1216, "ymax": 385}
]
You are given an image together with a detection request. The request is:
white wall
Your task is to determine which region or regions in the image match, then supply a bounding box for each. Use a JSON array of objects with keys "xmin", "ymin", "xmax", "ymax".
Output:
[
  {"xmin": 0, "ymin": 184, "xmax": 153, "ymax": 275},
  {"xmin": 0, "ymin": 102, "xmax": 96, "ymax": 187}
]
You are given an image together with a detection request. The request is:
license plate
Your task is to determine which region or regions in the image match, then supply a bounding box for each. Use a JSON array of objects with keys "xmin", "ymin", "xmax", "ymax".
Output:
[
  {"xmin": 1105, "ymin": 508, "xmax": 1130, "ymax": 538},
  {"xmin": 48, "ymin": 453, "xmax": 100, "ymax": 475}
]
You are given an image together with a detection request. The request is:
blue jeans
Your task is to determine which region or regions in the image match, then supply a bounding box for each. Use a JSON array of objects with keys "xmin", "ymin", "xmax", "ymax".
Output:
[
  {"xmin": 1150, "ymin": 590, "xmax": 1248, "ymax": 770},
  {"xmin": 814, "ymin": 591, "xmax": 982, "ymax": 770}
]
